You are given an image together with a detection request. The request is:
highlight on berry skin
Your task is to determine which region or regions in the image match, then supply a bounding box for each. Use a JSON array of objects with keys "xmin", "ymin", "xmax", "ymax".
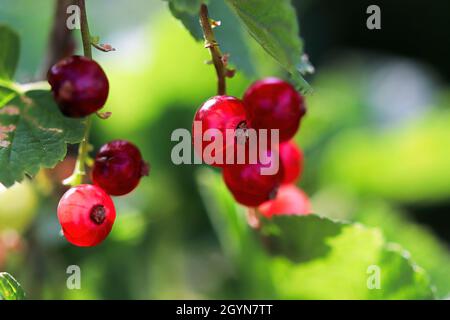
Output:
[
  {"xmin": 92, "ymin": 140, "xmax": 150, "ymax": 196},
  {"xmin": 57, "ymin": 184, "xmax": 116, "ymax": 247},
  {"xmin": 243, "ymin": 77, "xmax": 306, "ymax": 142},
  {"xmin": 47, "ymin": 55, "xmax": 109, "ymax": 118},
  {"xmin": 192, "ymin": 95, "xmax": 248, "ymax": 167}
]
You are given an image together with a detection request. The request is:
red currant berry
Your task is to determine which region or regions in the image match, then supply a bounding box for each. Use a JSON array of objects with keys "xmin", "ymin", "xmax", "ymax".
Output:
[
  {"xmin": 279, "ymin": 141, "xmax": 304, "ymax": 185},
  {"xmin": 222, "ymin": 151, "xmax": 284, "ymax": 207},
  {"xmin": 57, "ymin": 184, "xmax": 116, "ymax": 247},
  {"xmin": 47, "ymin": 55, "xmax": 109, "ymax": 118},
  {"xmin": 243, "ymin": 77, "xmax": 306, "ymax": 142},
  {"xmin": 193, "ymin": 96, "xmax": 247, "ymax": 167},
  {"xmin": 258, "ymin": 185, "xmax": 311, "ymax": 218},
  {"xmin": 92, "ymin": 140, "xmax": 149, "ymax": 196}
]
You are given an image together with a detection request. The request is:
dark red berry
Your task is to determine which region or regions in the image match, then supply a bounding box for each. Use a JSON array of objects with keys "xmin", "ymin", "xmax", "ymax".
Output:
[
  {"xmin": 193, "ymin": 96, "xmax": 247, "ymax": 167},
  {"xmin": 279, "ymin": 141, "xmax": 303, "ymax": 185},
  {"xmin": 258, "ymin": 185, "xmax": 310, "ymax": 218},
  {"xmin": 222, "ymin": 151, "xmax": 284, "ymax": 207},
  {"xmin": 48, "ymin": 55, "xmax": 109, "ymax": 118},
  {"xmin": 57, "ymin": 184, "xmax": 116, "ymax": 247},
  {"xmin": 92, "ymin": 140, "xmax": 149, "ymax": 196},
  {"xmin": 243, "ymin": 77, "xmax": 306, "ymax": 142}
]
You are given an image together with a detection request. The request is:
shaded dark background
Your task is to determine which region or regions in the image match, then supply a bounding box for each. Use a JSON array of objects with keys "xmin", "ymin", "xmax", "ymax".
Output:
[
  {"xmin": 296, "ymin": 0, "xmax": 450, "ymax": 81},
  {"xmin": 294, "ymin": 0, "xmax": 450, "ymax": 243}
]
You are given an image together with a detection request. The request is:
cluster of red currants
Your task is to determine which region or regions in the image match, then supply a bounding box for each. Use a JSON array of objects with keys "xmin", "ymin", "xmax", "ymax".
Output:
[
  {"xmin": 193, "ymin": 78, "xmax": 311, "ymax": 218},
  {"xmin": 48, "ymin": 56, "xmax": 149, "ymax": 247}
]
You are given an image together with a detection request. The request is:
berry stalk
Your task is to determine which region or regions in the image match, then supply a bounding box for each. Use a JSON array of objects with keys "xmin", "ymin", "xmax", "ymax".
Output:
[
  {"xmin": 78, "ymin": 0, "xmax": 92, "ymax": 59},
  {"xmin": 199, "ymin": 4, "xmax": 227, "ymax": 95},
  {"xmin": 64, "ymin": 0, "xmax": 93, "ymax": 186}
]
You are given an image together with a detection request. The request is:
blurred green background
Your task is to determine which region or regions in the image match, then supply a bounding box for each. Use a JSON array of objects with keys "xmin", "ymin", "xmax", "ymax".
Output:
[{"xmin": 0, "ymin": 0, "xmax": 449, "ymax": 299}]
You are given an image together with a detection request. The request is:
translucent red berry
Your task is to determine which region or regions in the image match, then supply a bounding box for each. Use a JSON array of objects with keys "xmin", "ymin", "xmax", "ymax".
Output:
[
  {"xmin": 48, "ymin": 55, "xmax": 109, "ymax": 118},
  {"xmin": 258, "ymin": 185, "xmax": 311, "ymax": 218},
  {"xmin": 222, "ymin": 151, "xmax": 284, "ymax": 207},
  {"xmin": 193, "ymin": 96, "xmax": 247, "ymax": 167},
  {"xmin": 243, "ymin": 77, "xmax": 306, "ymax": 142},
  {"xmin": 279, "ymin": 141, "xmax": 304, "ymax": 185},
  {"xmin": 57, "ymin": 184, "xmax": 116, "ymax": 247},
  {"xmin": 92, "ymin": 140, "xmax": 149, "ymax": 196}
]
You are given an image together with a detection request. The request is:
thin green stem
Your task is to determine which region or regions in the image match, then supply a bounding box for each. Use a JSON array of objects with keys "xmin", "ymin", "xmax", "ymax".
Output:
[
  {"xmin": 64, "ymin": 0, "xmax": 93, "ymax": 186},
  {"xmin": 0, "ymin": 79, "xmax": 23, "ymax": 94},
  {"xmin": 0, "ymin": 80, "xmax": 51, "ymax": 95},
  {"xmin": 199, "ymin": 4, "xmax": 226, "ymax": 95},
  {"xmin": 77, "ymin": 0, "xmax": 92, "ymax": 58},
  {"xmin": 19, "ymin": 81, "xmax": 50, "ymax": 92},
  {"xmin": 74, "ymin": 119, "xmax": 92, "ymax": 174}
]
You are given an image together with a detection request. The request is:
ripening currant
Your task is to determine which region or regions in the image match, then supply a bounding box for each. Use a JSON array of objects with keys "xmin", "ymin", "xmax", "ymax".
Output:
[
  {"xmin": 92, "ymin": 140, "xmax": 149, "ymax": 196},
  {"xmin": 243, "ymin": 77, "xmax": 306, "ymax": 142},
  {"xmin": 47, "ymin": 55, "xmax": 109, "ymax": 117},
  {"xmin": 279, "ymin": 141, "xmax": 304, "ymax": 185},
  {"xmin": 222, "ymin": 150, "xmax": 284, "ymax": 207},
  {"xmin": 193, "ymin": 96, "xmax": 247, "ymax": 167},
  {"xmin": 258, "ymin": 184, "xmax": 311, "ymax": 218},
  {"xmin": 57, "ymin": 184, "xmax": 116, "ymax": 247}
]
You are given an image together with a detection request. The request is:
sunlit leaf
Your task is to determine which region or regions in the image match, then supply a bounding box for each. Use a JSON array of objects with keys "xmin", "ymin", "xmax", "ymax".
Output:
[
  {"xmin": 197, "ymin": 169, "xmax": 436, "ymax": 299},
  {"xmin": 0, "ymin": 90, "xmax": 85, "ymax": 187},
  {"xmin": 0, "ymin": 272, "xmax": 25, "ymax": 300},
  {"xmin": 225, "ymin": 0, "xmax": 311, "ymax": 92}
]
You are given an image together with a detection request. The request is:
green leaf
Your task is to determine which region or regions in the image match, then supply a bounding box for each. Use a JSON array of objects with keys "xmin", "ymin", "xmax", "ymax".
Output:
[
  {"xmin": 163, "ymin": 0, "xmax": 206, "ymax": 39},
  {"xmin": 196, "ymin": 169, "xmax": 436, "ymax": 299},
  {"xmin": 164, "ymin": 0, "xmax": 256, "ymax": 75},
  {"xmin": 163, "ymin": 0, "xmax": 310, "ymax": 87},
  {"xmin": 166, "ymin": 1, "xmax": 203, "ymax": 39},
  {"xmin": 0, "ymin": 272, "xmax": 25, "ymax": 300},
  {"xmin": 0, "ymin": 25, "xmax": 20, "ymax": 81},
  {"xmin": 0, "ymin": 85, "xmax": 18, "ymax": 108},
  {"xmin": 261, "ymin": 214, "xmax": 346, "ymax": 263},
  {"xmin": 355, "ymin": 200, "xmax": 450, "ymax": 298},
  {"xmin": 208, "ymin": 1, "xmax": 256, "ymax": 75},
  {"xmin": 165, "ymin": 0, "xmax": 205, "ymax": 15},
  {"xmin": 0, "ymin": 90, "xmax": 86, "ymax": 187},
  {"xmin": 266, "ymin": 215, "xmax": 435, "ymax": 299},
  {"xmin": 224, "ymin": 0, "xmax": 311, "ymax": 93}
]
